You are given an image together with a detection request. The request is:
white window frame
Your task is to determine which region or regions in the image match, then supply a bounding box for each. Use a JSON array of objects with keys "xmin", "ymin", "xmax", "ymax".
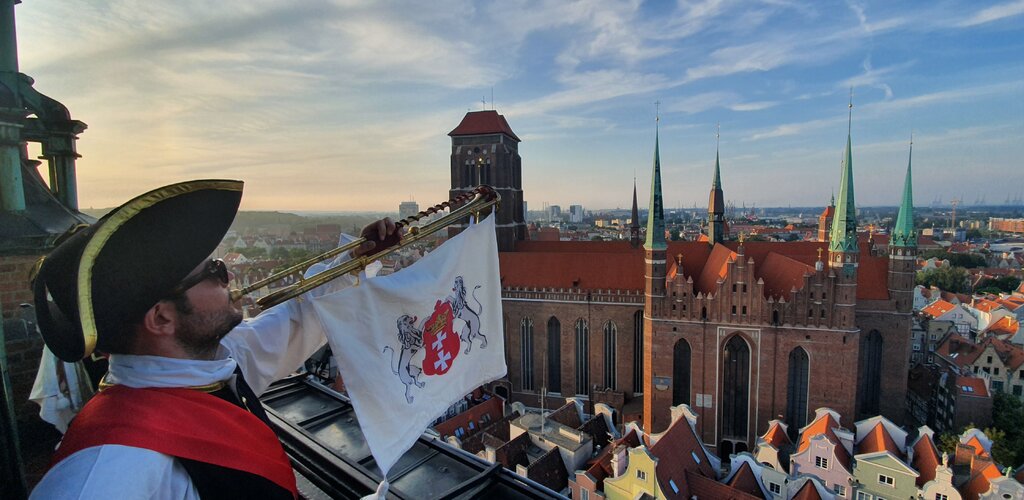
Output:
[
  {"xmin": 815, "ymin": 456, "xmax": 829, "ymax": 469},
  {"xmin": 878, "ymin": 473, "xmax": 894, "ymax": 487}
]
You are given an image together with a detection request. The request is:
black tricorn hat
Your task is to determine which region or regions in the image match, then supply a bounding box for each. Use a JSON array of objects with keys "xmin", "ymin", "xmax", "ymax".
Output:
[{"xmin": 33, "ymin": 180, "xmax": 243, "ymax": 362}]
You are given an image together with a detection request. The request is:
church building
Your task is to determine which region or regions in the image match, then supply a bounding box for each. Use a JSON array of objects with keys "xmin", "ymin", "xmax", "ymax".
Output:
[{"xmin": 453, "ymin": 109, "xmax": 915, "ymax": 456}]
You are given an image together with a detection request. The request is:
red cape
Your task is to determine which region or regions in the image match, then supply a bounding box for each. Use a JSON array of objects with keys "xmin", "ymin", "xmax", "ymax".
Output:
[{"xmin": 53, "ymin": 385, "xmax": 297, "ymax": 497}]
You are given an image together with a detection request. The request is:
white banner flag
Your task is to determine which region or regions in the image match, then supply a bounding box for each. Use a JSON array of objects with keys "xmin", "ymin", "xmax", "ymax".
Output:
[{"xmin": 311, "ymin": 214, "xmax": 506, "ymax": 484}]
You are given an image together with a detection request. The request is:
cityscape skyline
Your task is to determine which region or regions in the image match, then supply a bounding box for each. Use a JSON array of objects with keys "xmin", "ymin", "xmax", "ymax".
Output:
[{"xmin": 16, "ymin": 1, "xmax": 1024, "ymax": 212}]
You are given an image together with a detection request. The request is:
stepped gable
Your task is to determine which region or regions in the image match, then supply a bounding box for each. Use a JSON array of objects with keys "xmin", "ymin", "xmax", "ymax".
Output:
[
  {"xmin": 448, "ymin": 109, "xmax": 520, "ymax": 141},
  {"xmin": 797, "ymin": 410, "xmax": 851, "ymax": 470},
  {"xmin": 912, "ymin": 433, "xmax": 941, "ymax": 487},
  {"xmin": 856, "ymin": 422, "xmax": 900, "ymax": 456},
  {"xmin": 665, "ymin": 240, "xmax": 890, "ymax": 300},
  {"xmin": 790, "ymin": 480, "xmax": 824, "ymax": 500},
  {"xmin": 649, "ymin": 415, "xmax": 717, "ymax": 499},
  {"xmin": 685, "ymin": 469, "xmax": 763, "ymax": 500},
  {"xmin": 726, "ymin": 461, "xmax": 765, "ymax": 498}
]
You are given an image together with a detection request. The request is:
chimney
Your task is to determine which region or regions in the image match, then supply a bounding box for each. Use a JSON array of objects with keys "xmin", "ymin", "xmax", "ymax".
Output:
[{"xmin": 610, "ymin": 445, "xmax": 628, "ymax": 478}]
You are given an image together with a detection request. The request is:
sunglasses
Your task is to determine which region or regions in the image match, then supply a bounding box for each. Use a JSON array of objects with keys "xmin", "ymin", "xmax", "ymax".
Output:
[{"xmin": 167, "ymin": 259, "xmax": 229, "ymax": 296}]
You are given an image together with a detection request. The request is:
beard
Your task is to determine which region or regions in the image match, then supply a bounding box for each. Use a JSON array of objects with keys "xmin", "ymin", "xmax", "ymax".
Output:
[{"xmin": 175, "ymin": 306, "xmax": 243, "ymax": 359}]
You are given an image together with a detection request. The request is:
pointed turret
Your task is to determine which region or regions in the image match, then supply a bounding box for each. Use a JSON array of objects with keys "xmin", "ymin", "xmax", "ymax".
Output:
[
  {"xmin": 891, "ymin": 142, "xmax": 916, "ymax": 248},
  {"xmin": 889, "ymin": 137, "xmax": 918, "ymax": 314},
  {"xmin": 708, "ymin": 132, "xmax": 726, "ymax": 245},
  {"xmin": 630, "ymin": 178, "xmax": 641, "ymax": 247},
  {"xmin": 828, "ymin": 128, "xmax": 858, "ymax": 254},
  {"xmin": 645, "ymin": 123, "xmax": 666, "ymax": 250}
]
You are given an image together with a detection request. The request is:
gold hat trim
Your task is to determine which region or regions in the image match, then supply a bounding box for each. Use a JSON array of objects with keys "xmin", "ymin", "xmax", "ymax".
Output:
[{"xmin": 76, "ymin": 180, "xmax": 243, "ymax": 359}]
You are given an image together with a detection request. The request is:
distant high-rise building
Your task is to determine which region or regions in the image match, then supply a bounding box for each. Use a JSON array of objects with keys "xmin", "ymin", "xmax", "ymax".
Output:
[
  {"xmin": 569, "ymin": 205, "xmax": 584, "ymax": 223},
  {"xmin": 549, "ymin": 205, "xmax": 562, "ymax": 220},
  {"xmin": 399, "ymin": 200, "xmax": 419, "ymax": 220}
]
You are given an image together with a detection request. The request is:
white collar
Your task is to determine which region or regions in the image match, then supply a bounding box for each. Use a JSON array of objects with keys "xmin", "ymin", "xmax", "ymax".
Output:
[{"xmin": 106, "ymin": 351, "xmax": 237, "ymax": 389}]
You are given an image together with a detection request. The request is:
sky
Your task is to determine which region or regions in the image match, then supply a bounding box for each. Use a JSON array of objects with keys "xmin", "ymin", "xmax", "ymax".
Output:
[{"xmin": 14, "ymin": 0, "xmax": 1024, "ymax": 212}]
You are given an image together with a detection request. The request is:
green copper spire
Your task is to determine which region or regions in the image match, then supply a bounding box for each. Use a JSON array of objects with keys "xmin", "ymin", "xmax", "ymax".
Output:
[
  {"xmin": 891, "ymin": 138, "xmax": 916, "ymax": 248},
  {"xmin": 645, "ymin": 119, "xmax": 666, "ymax": 250},
  {"xmin": 829, "ymin": 100, "xmax": 858, "ymax": 253}
]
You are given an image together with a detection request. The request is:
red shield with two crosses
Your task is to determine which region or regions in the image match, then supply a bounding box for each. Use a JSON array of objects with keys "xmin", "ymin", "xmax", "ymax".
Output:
[{"xmin": 422, "ymin": 300, "xmax": 460, "ymax": 376}]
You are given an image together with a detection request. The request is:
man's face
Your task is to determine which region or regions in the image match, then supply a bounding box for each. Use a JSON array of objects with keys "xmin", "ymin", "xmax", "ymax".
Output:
[{"xmin": 171, "ymin": 260, "xmax": 242, "ymax": 358}]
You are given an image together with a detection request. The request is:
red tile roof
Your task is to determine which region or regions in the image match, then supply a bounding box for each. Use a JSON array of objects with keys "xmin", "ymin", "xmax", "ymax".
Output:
[
  {"xmin": 649, "ymin": 416, "xmax": 717, "ymax": 499},
  {"xmin": 912, "ymin": 433, "xmax": 941, "ymax": 487},
  {"xmin": 981, "ymin": 337, "xmax": 1024, "ymax": 371},
  {"xmin": 972, "ymin": 298, "xmax": 1003, "ymax": 313},
  {"xmin": 762, "ymin": 421, "xmax": 791, "ymax": 449},
  {"xmin": 797, "ymin": 411, "xmax": 851, "ymax": 470},
  {"xmin": 499, "ymin": 243, "xmax": 644, "ymax": 291},
  {"xmin": 963, "ymin": 434, "xmax": 991, "ymax": 458},
  {"xmin": 856, "ymin": 422, "xmax": 900, "ymax": 456},
  {"xmin": 685, "ymin": 469, "xmax": 762, "ymax": 500},
  {"xmin": 922, "ymin": 300, "xmax": 957, "ymax": 318},
  {"xmin": 582, "ymin": 429, "xmax": 643, "ymax": 487},
  {"xmin": 956, "ymin": 376, "xmax": 990, "ymax": 398},
  {"xmin": 448, "ymin": 110, "xmax": 520, "ymax": 141},
  {"xmin": 727, "ymin": 461, "xmax": 765, "ymax": 498},
  {"xmin": 985, "ymin": 316, "xmax": 1019, "ymax": 336},
  {"xmin": 503, "ymin": 239, "xmax": 892, "ymax": 301},
  {"xmin": 791, "ymin": 480, "xmax": 823, "ymax": 500},
  {"xmin": 961, "ymin": 460, "xmax": 1001, "ymax": 500}
]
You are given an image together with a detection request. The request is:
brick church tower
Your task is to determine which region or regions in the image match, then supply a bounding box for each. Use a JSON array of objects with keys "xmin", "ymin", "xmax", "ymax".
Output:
[
  {"xmin": 641, "ymin": 120, "xmax": 667, "ymax": 434},
  {"xmin": 448, "ymin": 110, "xmax": 526, "ymax": 251},
  {"xmin": 827, "ymin": 116, "xmax": 859, "ymax": 331}
]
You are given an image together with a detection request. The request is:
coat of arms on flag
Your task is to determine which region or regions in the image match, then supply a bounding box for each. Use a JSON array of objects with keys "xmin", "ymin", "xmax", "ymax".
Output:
[{"xmin": 310, "ymin": 214, "xmax": 505, "ymax": 494}]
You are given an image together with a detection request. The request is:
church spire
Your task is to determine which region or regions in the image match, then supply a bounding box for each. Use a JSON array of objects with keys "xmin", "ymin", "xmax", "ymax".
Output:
[
  {"xmin": 645, "ymin": 117, "xmax": 666, "ymax": 250},
  {"xmin": 708, "ymin": 124, "xmax": 725, "ymax": 245},
  {"xmin": 630, "ymin": 176, "xmax": 641, "ymax": 247},
  {"xmin": 829, "ymin": 96, "xmax": 858, "ymax": 254},
  {"xmin": 891, "ymin": 137, "xmax": 916, "ymax": 248}
]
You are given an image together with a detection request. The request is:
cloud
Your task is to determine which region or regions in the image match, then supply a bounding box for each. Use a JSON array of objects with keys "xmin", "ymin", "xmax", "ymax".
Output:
[
  {"xmin": 958, "ymin": 0, "xmax": 1024, "ymax": 27},
  {"xmin": 729, "ymin": 101, "xmax": 779, "ymax": 112}
]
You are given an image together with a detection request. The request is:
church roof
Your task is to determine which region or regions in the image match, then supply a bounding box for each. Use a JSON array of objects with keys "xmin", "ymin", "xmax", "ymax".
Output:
[
  {"xmin": 500, "ymin": 242, "xmax": 644, "ymax": 291},
  {"xmin": 448, "ymin": 110, "xmax": 520, "ymax": 141},
  {"xmin": 500, "ymin": 237, "xmax": 892, "ymax": 300}
]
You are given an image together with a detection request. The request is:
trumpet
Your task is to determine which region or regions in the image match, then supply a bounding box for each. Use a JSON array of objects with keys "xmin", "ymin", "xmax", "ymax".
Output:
[{"xmin": 229, "ymin": 185, "xmax": 499, "ymax": 310}]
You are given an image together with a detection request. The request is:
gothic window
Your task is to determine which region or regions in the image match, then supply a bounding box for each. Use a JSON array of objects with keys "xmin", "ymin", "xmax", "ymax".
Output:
[
  {"xmin": 722, "ymin": 335, "xmax": 750, "ymax": 440},
  {"xmin": 520, "ymin": 318, "xmax": 534, "ymax": 390},
  {"xmin": 547, "ymin": 317, "xmax": 561, "ymax": 393},
  {"xmin": 772, "ymin": 310, "xmax": 780, "ymax": 325},
  {"xmin": 575, "ymin": 319, "xmax": 590, "ymax": 395},
  {"xmin": 860, "ymin": 330, "xmax": 883, "ymax": 416},
  {"xmin": 701, "ymin": 307, "xmax": 707, "ymax": 320},
  {"xmin": 673, "ymin": 339, "xmax": 691, "ymax": 406},
  {"xmin": 786, "ymin": 347, "xmax": 810, "ymax": 439},
  {"xmin": 603, "ymin": 321, "xmax": 617, "ymax": 390},
  {"xmin": 633, "ymin": 310, "xmax": 644, "ymax": 395}
]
